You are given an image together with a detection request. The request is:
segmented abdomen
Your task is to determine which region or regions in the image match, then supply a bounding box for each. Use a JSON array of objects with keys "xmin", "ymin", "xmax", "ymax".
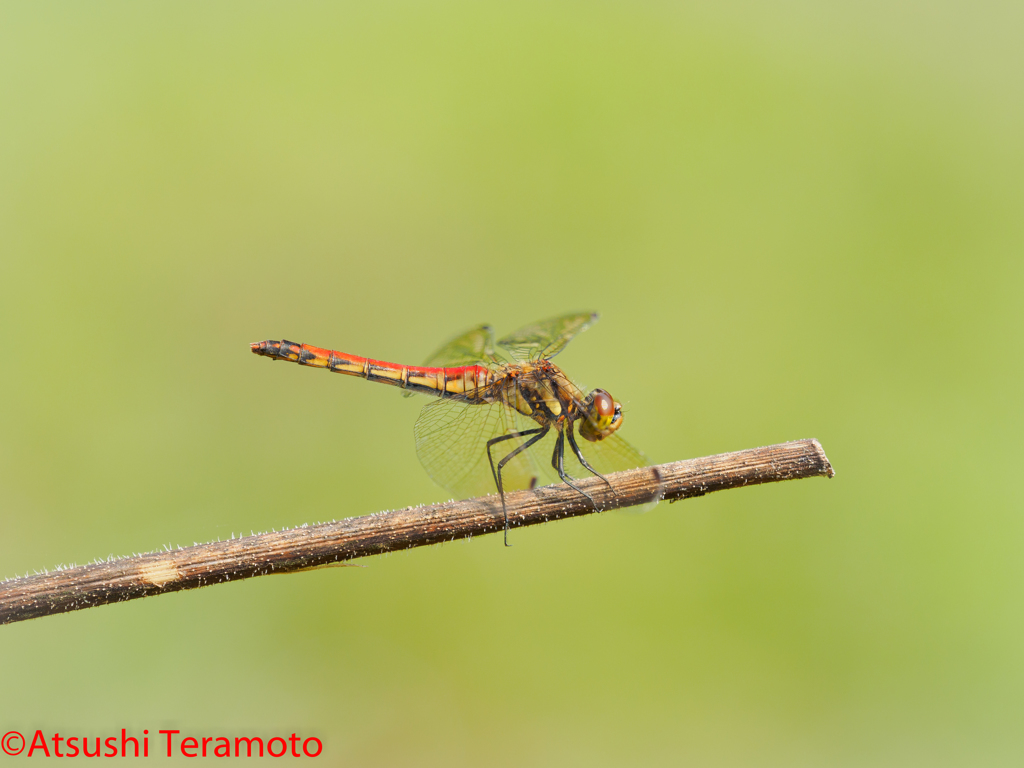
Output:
[{"xmin": 250, "ymin": 339, "xmax": 494, "ymax": 399}]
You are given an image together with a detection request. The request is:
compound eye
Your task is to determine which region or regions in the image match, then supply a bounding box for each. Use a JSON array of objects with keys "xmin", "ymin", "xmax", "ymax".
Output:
[
  {"xmin": 579, "ymin": 389, "xmax": 623, "ymax": 442},
  {"xmin": 591, "ymin": 389, "xmax": 615, "ymax": 419}
]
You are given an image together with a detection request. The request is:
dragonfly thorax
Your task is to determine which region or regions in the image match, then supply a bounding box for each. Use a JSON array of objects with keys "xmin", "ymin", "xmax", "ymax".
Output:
[
  {"xmin": 496, "ymin": 362, "xmax": 575, "ymax": 423},
  {"xmin": 494, "ymin": 363, "xmax": 623, "ymax": 443}
]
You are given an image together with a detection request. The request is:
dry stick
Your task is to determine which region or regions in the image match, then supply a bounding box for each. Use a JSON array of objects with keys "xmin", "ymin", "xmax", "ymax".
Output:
[{"xmin": 0, "ymin": 439, "xmax": 833, "ymax": 625}]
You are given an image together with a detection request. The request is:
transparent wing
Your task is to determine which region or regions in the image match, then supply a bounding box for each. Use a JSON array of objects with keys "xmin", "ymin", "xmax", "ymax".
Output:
[
  {"xmin": 422, "ymin": 323, "xmax": 496, "ymax": 367},
  {"xmin": 402, "ymin": 323, "xmax": 497, "ymax": 398},
  {"xmin": 497, "ymin": 311, "xmax": 599, "ymax": 362},
  {"xmin": 569, "ymin": 430, "xmax": 661, "ymax": 512},
  {"xmin": 414, "ymin": 395, "xmax": 658, "ymax": 509},
  {"xmin": 570, "ymin": 432, "xmax": 651, "ymax": 478},
  {"xmin": 414, "ymin": 398, "xmax": 550, "ymax": 499}
]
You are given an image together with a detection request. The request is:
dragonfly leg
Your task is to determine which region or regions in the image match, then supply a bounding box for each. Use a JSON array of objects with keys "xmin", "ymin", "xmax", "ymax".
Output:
[
  {"xmin": 487, "ymin": 429, "xmax": 543, "ymax": 492},
  {"xmin": 550, "ymin": 428, "xmax": 594, "ymax": 502},
  {"xmin": 487, "ymin": 427, "xmax": 546, "ymax": 546},
  {"xmin": 567, "ymin": 422, "xmax": 613, "ymax": 491}
]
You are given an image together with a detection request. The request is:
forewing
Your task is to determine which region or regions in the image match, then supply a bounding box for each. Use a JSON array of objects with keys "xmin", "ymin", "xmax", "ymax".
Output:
[
  {"xmin": 421, "ymin": 323, "xmax": 496, "ymax": 367},
  {"xmin": 497, "ymin": 311, "xmax": 599, "ymax": 362},
  {"xmin": 414, "ymin": 398, "xmax": 548, "ymax": 499},
  {"xmin": 402, "ymin": 323, "xmax": 497, "ymax": 398}
]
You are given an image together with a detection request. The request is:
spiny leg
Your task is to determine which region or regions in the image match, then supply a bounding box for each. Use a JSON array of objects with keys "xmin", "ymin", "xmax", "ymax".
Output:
[
  {"xmin": 494, "ymin": 428, "xmax": 549, "ymax": 546},
  {"xmin": 486, "ymin": 427, "xmax": 546, "ymax": 546},
  {"xmin": 487, "ymin": 428, "xmax": 543, "ymax": 492},
  {"xmin": 550, "ymin": 427, "xmax": 594, "ymax": 502},
  {"xmin": 567, "ymin": 422, "xmax": 613, "ymax": 491},
  {"xmin": 486, "ymin": 430, "xmax": 528, "ymax": 545}
]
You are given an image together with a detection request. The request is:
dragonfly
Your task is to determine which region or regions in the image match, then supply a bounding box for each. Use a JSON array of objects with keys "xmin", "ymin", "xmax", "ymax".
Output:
[{"xmin": 251, "ymin": 312, "xmax": 652, "ymax": 545}]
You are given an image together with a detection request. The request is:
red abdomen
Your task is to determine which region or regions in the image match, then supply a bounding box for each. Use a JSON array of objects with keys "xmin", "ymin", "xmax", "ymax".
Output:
[{"xmin": 250, "ymin": 339, "xmax": 492, "ymax": 398}]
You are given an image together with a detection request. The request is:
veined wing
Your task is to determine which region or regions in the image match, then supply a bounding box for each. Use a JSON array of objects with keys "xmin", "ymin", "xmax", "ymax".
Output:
[
  {"xmin": 497, "ymin": 311, "xmax": 599, "ymax": 362},
  {"xmin": 414, "ymin": 398, "xmax": 548, "ymax": 499},
  {"xmin": 572, "ymin": 432, "xmax": 651, "ymax": 480},
  {"xmin": 422, "ymin": 323, "xmax": 496, "ymax": 367},
  {"xmin": 571, "ymin": 430, "xmax": 660, "ymax": 511},
  {"xmin": 402, "ymin": 323, "xmax": 496, "ymax": 398},
  {"xmin": 414, "ymin": 396, "xmax": 657, "ymax": 507}
]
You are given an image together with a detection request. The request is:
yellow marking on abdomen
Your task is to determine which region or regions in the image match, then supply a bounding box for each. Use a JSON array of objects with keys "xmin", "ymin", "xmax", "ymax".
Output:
[
  {"xmin": 330, "ymin": 361, "xmax": 364, "ymax": 374},
  {"xmin": 301, "ymin": 345, "xmax": 331, "ymax": 368},
  {"xmin": 445, "ymin": 374, "xmax": 467, "ymax": 394},
  {"xmin": 408, "ymin": 373, "xmax": 444, "ymax": 391},
  {"xmin": 368, "ymin": 365, "xmax": 404, "ymax": 382}
]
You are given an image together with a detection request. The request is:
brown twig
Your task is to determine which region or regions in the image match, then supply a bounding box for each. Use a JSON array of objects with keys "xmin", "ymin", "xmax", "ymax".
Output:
[{"xmin": 0, "ymin": 439, "xmax": 833, "ymax": 625}]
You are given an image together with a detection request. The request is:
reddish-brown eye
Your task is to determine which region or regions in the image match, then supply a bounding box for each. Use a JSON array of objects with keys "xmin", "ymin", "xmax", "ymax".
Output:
[
  {"xmin": 591, "ymin": 389, "xmax": 614, "ymax": 418},
  {"xmin": 579, "ymin": 388, "xmax": 623, "ymax": 442}
]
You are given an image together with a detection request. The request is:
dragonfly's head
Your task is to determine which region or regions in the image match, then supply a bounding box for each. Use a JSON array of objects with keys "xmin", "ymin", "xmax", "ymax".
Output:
[{"xmin": 579, "ymin": 389, "xmax": 623, "ymax": 442}]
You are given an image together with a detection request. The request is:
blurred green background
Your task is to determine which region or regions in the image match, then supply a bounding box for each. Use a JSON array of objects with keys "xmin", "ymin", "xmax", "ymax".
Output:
[{"xmin": 1, "ymin": 1, "xmax": 1022, "ymax": 765}]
